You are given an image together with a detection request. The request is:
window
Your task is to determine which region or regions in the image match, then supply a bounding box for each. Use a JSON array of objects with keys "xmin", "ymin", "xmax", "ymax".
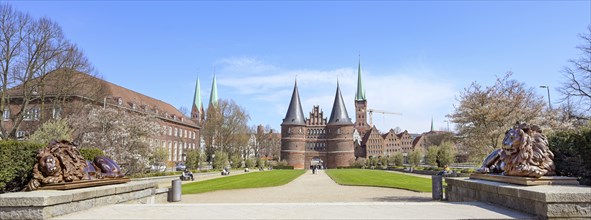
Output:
[
  {"xmin": 52, "ymin": 107, "xmax": 62, "ymax": 119},
  {"xmin": 174, "ymin": 128, "xmax": 178, "ymax": 137},
  {"xmin": 173, "ymin": 142, "xmax": 178, "ymax": 161},
  {"xmin": 3, "ymin": 108, "xmax": 9, "ymax": 120},
  {"xmin": 168, "ymin": 141, "xmax": 172, "ymax": 161},
  {"xmin": 168, "ymin": 127, "xmax": 172, "ymax": 136},
  {"xmin": 117, "ymin": 98, "xmax": 123, "ymax": 105},
  {"xmin": 16, "ymin": 130, "xmax": 25, "ymax": 140}
]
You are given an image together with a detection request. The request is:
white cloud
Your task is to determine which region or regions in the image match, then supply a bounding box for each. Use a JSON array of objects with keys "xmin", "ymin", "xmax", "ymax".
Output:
[{"xmin": 214, "ymin": 57, "xmax": 457, "ymax": 133}]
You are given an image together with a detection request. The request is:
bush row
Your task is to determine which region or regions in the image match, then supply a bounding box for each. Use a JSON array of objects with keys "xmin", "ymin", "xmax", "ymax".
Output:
[
  {"xmin": 0, "ymin": 141, "xmax": 45, "ymax": 193},
  {"xmin": 273, "ymin": 165, "xmax": 294, "ymax": 170}
]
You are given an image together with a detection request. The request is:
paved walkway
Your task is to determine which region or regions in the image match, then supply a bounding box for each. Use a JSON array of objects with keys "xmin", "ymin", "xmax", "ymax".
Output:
[{"xmin": 53, "ymin": 169, "xmax": 533, "ymax": 219}]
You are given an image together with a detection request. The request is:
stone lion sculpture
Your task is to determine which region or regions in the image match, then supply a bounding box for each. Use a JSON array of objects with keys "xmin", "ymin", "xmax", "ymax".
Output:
[
  {"xmin": 26, "ymin": 140, "xmax": 124, "ymax": 191},
  {"xmin": 477, "ymin": 122, "xmax": 555, "ymax": 178}
]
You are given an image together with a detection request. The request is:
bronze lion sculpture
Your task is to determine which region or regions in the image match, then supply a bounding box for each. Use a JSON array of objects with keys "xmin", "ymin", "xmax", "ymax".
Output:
[
  {"xmin": 477, "ymin": 122, "xmax": 555, "ymax": 178},
  {"xmin": 26, "ymin": 140, "xmax": 125, "ymax": 191}
]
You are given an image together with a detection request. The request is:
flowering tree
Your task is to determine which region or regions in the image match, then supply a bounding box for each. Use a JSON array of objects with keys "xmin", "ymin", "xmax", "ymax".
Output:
[{"xmin": 68, "ymin": 106, "xmax": 160, "ymax": 174}]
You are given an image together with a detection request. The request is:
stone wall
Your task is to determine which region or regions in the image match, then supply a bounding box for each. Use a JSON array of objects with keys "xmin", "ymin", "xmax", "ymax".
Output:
[
  {"xmin": 0, "ymin": 180, "xmax": 167, "ymax": 219},
  {"xmin": 446, "ymin": 177, "xmax": 591, "ymax": 219}
]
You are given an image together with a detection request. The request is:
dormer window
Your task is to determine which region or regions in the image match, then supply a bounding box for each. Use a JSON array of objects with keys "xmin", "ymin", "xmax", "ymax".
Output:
[{"xmin": 117, "ymin": 98, "xmax": 123, "ymax": 105}]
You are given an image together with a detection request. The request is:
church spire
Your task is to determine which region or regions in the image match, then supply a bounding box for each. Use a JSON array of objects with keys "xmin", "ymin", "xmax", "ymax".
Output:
[
  {"xmin": 193, "ymin": 77, "xmax": 203, "ymax": 112},
  {"xmin": 191, "ymin": 77, "xmax": 205, "ymax": 121},
  {"xmin": 282, "ymin": 80, "xmax": 306, "ymax": 126},
  {"xmin": 355, "ymin": 56, "xmax": 366, "ymax": 101},
  {"xmin": 328, "ymin": 81, "xmax": 353, "ymax": 125},
  {"xmin": 209, "ymin": 73, "xmax": 218, "ymax": 107}
]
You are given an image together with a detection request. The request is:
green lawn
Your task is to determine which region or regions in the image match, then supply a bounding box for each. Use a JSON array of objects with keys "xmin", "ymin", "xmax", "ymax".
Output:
[
  {"xmin": 182, "ymin": 170, "xmax": 305, "ymax": 194},
  {"xmin": 325, "ymin": 169, "xmax": 432, "ymax": 192}
]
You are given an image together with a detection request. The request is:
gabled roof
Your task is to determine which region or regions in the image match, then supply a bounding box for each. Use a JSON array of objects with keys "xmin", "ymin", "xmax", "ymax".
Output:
[
  {"xmin": 282, "ymin": 81, "xmax": 306, "ymax": 126},
  {"xmin": 11, "ymin": 69, "xmax": 197, "ymax": 126},
  {"xmin": 328, "ymin": 81, "xmax": 353, "ymax": 125}
]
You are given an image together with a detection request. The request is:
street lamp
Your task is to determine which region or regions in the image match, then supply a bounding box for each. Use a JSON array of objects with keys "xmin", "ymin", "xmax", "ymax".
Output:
[{"xmin": 539, "ymin": 85, "xmax": 552, "ymax": 110}]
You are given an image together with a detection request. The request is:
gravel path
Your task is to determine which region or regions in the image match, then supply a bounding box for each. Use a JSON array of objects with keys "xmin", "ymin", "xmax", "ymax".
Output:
[{"xmin": 180, "ymin": 169, "xmax": 432, "ymax": 203}]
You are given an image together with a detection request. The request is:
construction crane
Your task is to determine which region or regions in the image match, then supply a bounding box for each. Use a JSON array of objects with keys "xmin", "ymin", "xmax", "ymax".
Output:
[{"xmin": 368, "ymin": 109, "xmax": 402, "ymax": 127}]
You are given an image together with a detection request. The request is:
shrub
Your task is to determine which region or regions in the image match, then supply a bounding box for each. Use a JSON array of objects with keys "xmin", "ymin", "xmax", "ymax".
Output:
[
  {"xmin": 274, "ymin": 165, "xmax": 294, "ymax": 170},
  {"xmin": 79, "ymin": 147, "xmax": 104, "ymax": 161},
  {"xmin": 349, "ymin": 158, "xmax": 366, "ymax": 168},
  {"xmin": 245, "ymin": 158, "xmax": 255, "ymax": 168},
  {"xmin": 0, "ymin": 141, "xmax": 45, "ymax": 193},
  {"xmin": 28, "ymin": 119, "xmax": 72, "ymax": 145},
  {"xmin": 548, "ymin": 125, "xmax": 591, "ymax": 186}
]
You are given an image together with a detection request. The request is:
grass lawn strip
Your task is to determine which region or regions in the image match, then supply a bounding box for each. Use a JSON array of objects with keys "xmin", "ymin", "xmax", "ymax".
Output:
[
  {"xmin": 182, "ymin": 170, "xmax": 305, "ymax": 194},
  {"xmin": 325, "ymin": 169, "xmax": 432, "ymax": 192}
]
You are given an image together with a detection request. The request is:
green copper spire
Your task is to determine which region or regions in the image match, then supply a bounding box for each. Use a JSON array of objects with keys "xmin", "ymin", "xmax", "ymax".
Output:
[
  {"xmin": 193, "ymin": 77, "xmax": 203, "ymax": 111},
  {"xmin": 209, "ymin": 74, "xmax": 218, "ymax": 107},
  {"xmin": 355, "ymin": 57, "xmax": 366, "ymax": 101}
]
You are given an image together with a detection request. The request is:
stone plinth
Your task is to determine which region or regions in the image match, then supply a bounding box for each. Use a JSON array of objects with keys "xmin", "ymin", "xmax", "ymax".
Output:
[
  {"xmin": 470, "ymin": 173, "xmax": 579, "ymax": 186},
  {"xmin": 0, "ymin": 180, "xmax": 167, "ymax": 219},
  {"xmin": 446, "ymin": 177, "xmax": 591, "ymax": 219}
]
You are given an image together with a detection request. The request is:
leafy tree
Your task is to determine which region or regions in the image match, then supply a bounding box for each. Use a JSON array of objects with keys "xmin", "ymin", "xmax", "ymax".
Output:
[
  {"xmin": 212, "ymin": 150, "xmax": 229, "ymax": 170},
  {"xmin": 408, "ymin": 149, "xmax": 423, "ymax": 167},
  {"xmin": 559, "ymin": 26, "xmax": 591, "ymax": 119},
  {"xmin": 437, "ymin": 141, "xmax": 456, "ymax": 167},
  {"xmin": 447, "ymin": 72, "xmax": 545, "ymax": 162},
  {"xmin": 230, "ymin": 154, "xmax": 242, "ymax": 169},
  {"xmin": 256, "ymin": 157, "xmax": 266, "ymax": 169},
  {"xmin": 425, "ymin": 147, "xmax": 439, "ymax": 166},
  {"xmin": 380, "ymin": 156, "xmax": 388, "ymax": 169},
  {"xmin": 184, "ymin": 149, "xmax": 200, "ymax": 170},
  {"xmin": 28, "ymin": 118, "xmax": 72, "ymax": 145},
  {"xmin": 392, "ymin": 153, "xmax": 404, "ymax": 167}
]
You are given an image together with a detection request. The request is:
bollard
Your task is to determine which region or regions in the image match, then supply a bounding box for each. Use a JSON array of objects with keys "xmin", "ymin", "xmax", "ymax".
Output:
[
  {"xmin": 169, "ymin": 179, "xmax": 182, "ymax": 202},
  {"xmin": 432, "ymin": 175, "xmax": 443, "ymax": 200}
]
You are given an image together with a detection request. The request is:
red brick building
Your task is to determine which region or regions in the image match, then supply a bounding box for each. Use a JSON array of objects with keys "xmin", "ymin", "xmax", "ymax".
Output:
[{"xmin": 3, "ymin": 71, "xmax": 200, "ymax": 163}]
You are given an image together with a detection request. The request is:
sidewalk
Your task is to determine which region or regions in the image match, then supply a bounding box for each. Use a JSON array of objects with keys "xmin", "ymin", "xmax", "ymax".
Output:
[{"xmin": 52, "ymin": 169, "xmax": 533, "ymax": 219}]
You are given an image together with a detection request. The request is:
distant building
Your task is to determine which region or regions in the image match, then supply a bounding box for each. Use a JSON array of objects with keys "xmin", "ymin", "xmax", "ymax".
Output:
[
  {"xmin": 281, "ymin": 80, "xmax": 355, "ymax": 169},
  {"xmin": 3, "ymin": 70, "xmax": 200, "ymax": 163}
]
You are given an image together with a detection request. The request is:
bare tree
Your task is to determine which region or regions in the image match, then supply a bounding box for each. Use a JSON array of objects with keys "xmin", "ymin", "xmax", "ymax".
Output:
[
  {"xmin": 447, "ymin": 72, "xmax": 545, "ymax": 162},
  {"xmin": 0, "ymin": 4, "xmax": 95, "ymax": 139},
  {"xmin": 202, "ymin": 99, "xmax": 250, "ymax": 161},
  {"xmin": 559, "ymin": 26, "xmax": 591, "ymax": 119}
]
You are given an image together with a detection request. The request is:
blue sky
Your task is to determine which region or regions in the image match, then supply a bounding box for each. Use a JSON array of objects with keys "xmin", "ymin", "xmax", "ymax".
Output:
[{"xmin": 8, "ymin": 1, "xmax": 590, "ymax": 133}]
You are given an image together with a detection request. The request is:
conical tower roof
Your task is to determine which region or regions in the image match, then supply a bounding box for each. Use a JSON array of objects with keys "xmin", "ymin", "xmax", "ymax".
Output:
[
  {"xmin": 328, "ymin": 81, "xmax": 353, "ymax": 125},
  {"xmin": 282, "ymin": 80, "xmax": 306, "ymax": 126},
  {"xmin": 209, "ymin": 74, "xmax": 218, "ymax": 107},
  {"xmin": 355, "ymin": 58, "xmax": 366, "ymax": 101},
  {"xmin": 193, "ymin": 77, "xmax": 203, "ymax": 111}
]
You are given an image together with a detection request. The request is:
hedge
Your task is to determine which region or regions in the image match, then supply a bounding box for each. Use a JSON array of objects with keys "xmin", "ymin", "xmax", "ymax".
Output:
[
  {"xmin": 0, "ymin": 141, "xmax": 45, "ymax": 193},
  {"xmin": 273, "ymin": 165, "xmax": 294, "ymax": 170},
  {"xmin": 548, "ymin": 126, "xmax": 591, "ymax": 186}
]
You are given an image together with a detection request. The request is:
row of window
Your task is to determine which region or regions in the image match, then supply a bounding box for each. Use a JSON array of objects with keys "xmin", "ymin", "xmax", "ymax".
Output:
[
  {"xmin": 306, "ymin": 142, "xmax": 326, "ymax": 150},
  {"xmin": 3, "ymin": 107, "xmax": 62, "ymax": 120},
  {"xmin": 154, "ymin": 139, "xmax": 198, "ymax": 162},
  {"xmin": 161, "ymin": 125, "xmax": 196, "ymax": 139}
]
